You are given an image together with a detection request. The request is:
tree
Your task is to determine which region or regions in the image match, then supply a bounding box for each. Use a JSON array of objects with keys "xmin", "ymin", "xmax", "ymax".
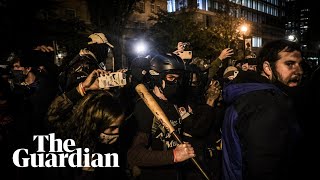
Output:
[
  {"xmin": 147, "ymin": 8, "xmax": 200, "ymax": 54},
  {"xmin": 205, "ymin": 0, "xmax": 247, "ymax": 60},
  {"xmin": 147, "ymin": 0, "xmax": 246, "ymax": 60}
]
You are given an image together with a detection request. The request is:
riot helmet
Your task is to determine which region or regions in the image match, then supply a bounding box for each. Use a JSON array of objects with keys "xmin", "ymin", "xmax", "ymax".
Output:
[
  {"xmin": 150, "ymin": 53, "xmax": 186, "ymax": 74},
  {"xmin": 149, "ymin": 53, "xmax": 186, "ymax": 103}
]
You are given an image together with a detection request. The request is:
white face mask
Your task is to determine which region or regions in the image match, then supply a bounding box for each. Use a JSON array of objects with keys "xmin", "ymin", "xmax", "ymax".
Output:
[{"xmin": 100, "ymin": 133, "xmax": 119, "ymax": 144}]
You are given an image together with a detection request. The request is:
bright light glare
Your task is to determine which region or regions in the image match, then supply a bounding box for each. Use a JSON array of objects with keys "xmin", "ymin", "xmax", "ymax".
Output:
[
  {"xmin": 288, "ymin": 35, "xmax": 295, "ymax": 41},
  {"xmin": 57, "ymin": 53, "xmax": 63, "ymax": 58},
  {"xmin": 240, "ymin": 25, "xmax": 248, "ymax": 33},
  {"xmin": 135, "ymin": 41, "xmax": 147, "ymax": 54}
]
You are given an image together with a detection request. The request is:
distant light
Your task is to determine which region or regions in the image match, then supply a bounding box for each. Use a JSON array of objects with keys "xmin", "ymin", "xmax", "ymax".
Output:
[
  {"xmin": 240, "ymin": 25, "xmax": 248, "ymax": 33},
  {"xmin": 134, "ymin": 41, "xmax": 147, "ymax": 55},
  {"xmin": 288, "ymin": 35, "xmax": 295, "ymax": 41},
  {"xmin": 57, "ymin": 53, "xmax": 63, "ymax": 59}
]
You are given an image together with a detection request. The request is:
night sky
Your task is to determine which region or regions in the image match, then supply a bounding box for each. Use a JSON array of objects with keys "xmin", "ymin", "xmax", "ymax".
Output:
[{"xmin": 308, "ymin": 1, "xmax": 320, "ymax": 41}]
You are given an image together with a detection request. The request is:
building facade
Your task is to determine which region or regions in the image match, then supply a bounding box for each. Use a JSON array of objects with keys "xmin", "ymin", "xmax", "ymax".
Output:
[
  {"xmin": 167, "ymin": 0, "xmax": 286, "ymax": 53},
  {"xmin": 284, "ymin": 0, "xmax": 318, "ymax": 64}
]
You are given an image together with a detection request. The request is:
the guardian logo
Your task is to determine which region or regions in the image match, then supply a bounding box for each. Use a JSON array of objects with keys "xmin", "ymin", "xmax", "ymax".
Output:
[{"xmin": 12, "ymin": 133, "xmax": 119, "ymax": 168}]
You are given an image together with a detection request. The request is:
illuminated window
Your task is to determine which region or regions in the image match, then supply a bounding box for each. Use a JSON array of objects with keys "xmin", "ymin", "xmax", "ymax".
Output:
[
  {"xmin": 197, "ymin": 0, "xmax": 209, "ymax": 10},
  {"xmin": 252, "ymin": 36, "xmax": 262, "ymax": 47},
  {"xmin": 167, "ymin": 0, "xmax": 176, "ymax": 12},
  {"xmin": 253, "ymin": 0, "xmax": 257, "ymax": 10},
  {"xmin": 248, "ymin": 0, "xmax": 252, "ymax": 8}
]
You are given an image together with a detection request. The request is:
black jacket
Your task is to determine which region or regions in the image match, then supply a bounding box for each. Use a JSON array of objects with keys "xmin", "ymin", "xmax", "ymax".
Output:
[{"xmin": 222, "ymin": 71, "xmax": 303, "ymax": 180}]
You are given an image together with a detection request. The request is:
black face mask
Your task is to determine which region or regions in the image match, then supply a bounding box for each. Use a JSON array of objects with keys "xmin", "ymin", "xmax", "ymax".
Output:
[
  {"xmin": 87, "ymin": 43, "xmax": 114, "ymax": 66},
  {"xmin": 163, "ymin": 80, "xmax": 180, "ymax": 102},
  {"xmin": 12, "ymin": 70, "xmax": 26, "ymax": 83}
]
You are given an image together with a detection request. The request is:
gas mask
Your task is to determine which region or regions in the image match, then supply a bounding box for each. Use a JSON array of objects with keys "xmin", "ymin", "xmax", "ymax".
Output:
[{"xmin": 100, "ymin": 133, "xmax": 119, "ymax": 144}]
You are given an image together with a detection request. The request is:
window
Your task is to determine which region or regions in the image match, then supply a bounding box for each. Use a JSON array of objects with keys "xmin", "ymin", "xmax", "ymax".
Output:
[
  {"xmin": 252, "ymin": 36, "xmax": 262, "ymax": 47},
  {"xmin": 177, "ymin": 0, "xmax": 187, "ymax": 10},
  {"xmin": 167, "ymin": 0, "xmax": 176, "ymax": 12},
  {"xmin": 157, "ymin": 5, "xmax": 161, "ymax": 12},
  {"xmin": 258, "ymin": 2, "xmax": 263, "ymax": 11},
  {"xmin": 248, "ymin": 11, "xmax": 252, "ymax": 21},
  {"xmin": 214, "ymin": 2, "xmax": 218, "ymax": 10},
  {"xmin": 253, "ymin": 0, "xmax": 257, "ymax": 10},
  {"xmin": 151, "ymin": 4, "xmax": 155, "ymax": 13},
  {"xmin": 242, "ymin": 9, "xmax": 247, "ymax": 19},
  {"xmin": 267, "ymin": 5, "xmax": 271, "ymax": 15},
  {"xmin": 197, "ymin": 0, "xmax": 202, "ymax": 9},
  {"xmin": 248, "ymin": 0, "xmax": 252, "ymax": 8},
  {"xmin": 263, "ymin": 4, "xmax": 266, "ymax": 13},
  {"xmin": 252, "ymin": 13, "xmax": 257, "ymax": 22},
  {"xmin": 197, "ymin": 0, "xmax": 208, "ymax": 10},
  {"xmin": 137, "ymin": 1, "xmax": 145, "ymax": 13}
]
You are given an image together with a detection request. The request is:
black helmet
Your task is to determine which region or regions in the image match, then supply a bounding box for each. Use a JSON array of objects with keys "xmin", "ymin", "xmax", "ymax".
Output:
[{"xmin": 150, "ymin": 53, "xmax": 185, "ymax": 74}]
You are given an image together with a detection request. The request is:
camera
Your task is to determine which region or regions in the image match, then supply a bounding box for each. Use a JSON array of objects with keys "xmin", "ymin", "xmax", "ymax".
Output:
[
  {"xmin": 182, "ymin": 42, "xmax": 190, "ymax": 48},
  {"xmin": 98, "ymin": 72, "xmax": 127, "ymax": 89}
]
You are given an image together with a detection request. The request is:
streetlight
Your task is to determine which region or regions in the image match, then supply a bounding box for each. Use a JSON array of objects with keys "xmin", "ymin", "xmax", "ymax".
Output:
[
  {"xmin": 134, "ymin": 40, "xmax": 148, "ymax": 55},
  {"xmin": 240, "ymin": 24, "xmax": 248, "ymax": 59},
  {"xmin": 287, "ymin": 34, "xmax": 298, "ymax": 42}
]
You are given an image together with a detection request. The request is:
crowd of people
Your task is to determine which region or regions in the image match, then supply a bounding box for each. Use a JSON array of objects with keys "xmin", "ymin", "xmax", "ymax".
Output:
[{"xmin": 0, "ymin": 32, "xmax": 319, "ymax": 180}]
